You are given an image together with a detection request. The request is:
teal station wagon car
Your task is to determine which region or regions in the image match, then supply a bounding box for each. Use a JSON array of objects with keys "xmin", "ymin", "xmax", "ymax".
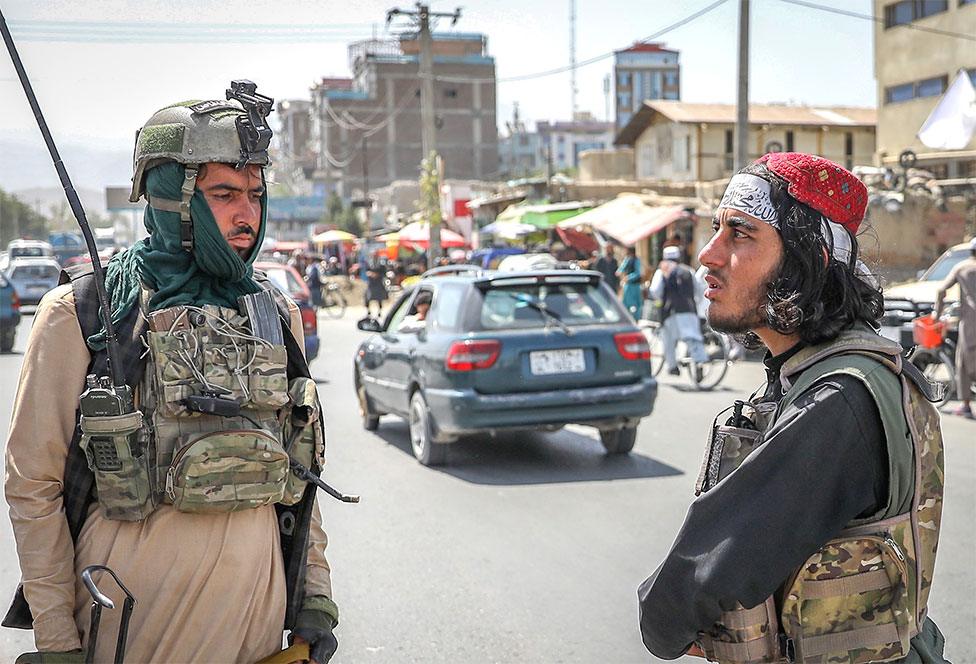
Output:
[{"xmin": 355, "ymin": 269, "xmax": 657, "ymax": 465}]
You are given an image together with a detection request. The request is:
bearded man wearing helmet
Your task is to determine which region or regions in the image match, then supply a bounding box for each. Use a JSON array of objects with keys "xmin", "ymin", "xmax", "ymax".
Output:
[
  {"xmin": 5, "ymin": 83, "xmax": 340, "ymax": 663},
  {"xmin": 637, "ymin": 153, "xmax": 949, "ymax": 663}
]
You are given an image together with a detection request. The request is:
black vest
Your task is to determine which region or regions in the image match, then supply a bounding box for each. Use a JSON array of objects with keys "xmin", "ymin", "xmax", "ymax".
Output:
[
  {"xmin": 661, "ymin": 264, "xmax": 697, "ymax": 319},
  {"xmin": 3, "ymin": 265, "xmax": 318, "ymax": 632}
]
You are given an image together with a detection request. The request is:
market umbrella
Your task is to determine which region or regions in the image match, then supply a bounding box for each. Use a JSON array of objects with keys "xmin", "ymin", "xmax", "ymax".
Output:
[
  {"xmin": 396, "ymin": 221, "xmax": 467, "ymax": 248},
  {"xmin": 312, "ymin": 229, "xmax": 357, "ymax": 243}
]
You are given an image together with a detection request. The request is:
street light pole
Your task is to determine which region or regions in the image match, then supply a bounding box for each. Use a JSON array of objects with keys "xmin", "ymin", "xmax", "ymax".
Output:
[{"xmin": 734, "ymin": 0, "xmax": 750, "ymax": 171}]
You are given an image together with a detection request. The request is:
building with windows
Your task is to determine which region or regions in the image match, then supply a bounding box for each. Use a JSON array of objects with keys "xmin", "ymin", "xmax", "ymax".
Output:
[
  {"xmin": 873, "ymin": 0, "xmax": 976, "ymax": 177},
  {"xmin": 614, "ymin": 101, "xmax": 876, "ymax": 182},
  {"xmin": 536, "ymin": 113, "xmax": 615, "ymax": 172},
  {"xmin": 308, "ymin": 33, "xmax": 498, "ymax": 198},
  {"xmin": 613, "ymin": 43, "xmax": 680, "ymax": 133}
]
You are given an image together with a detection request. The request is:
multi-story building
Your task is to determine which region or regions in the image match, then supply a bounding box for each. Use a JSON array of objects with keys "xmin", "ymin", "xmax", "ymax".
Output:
[
  {"xmin": 497, "ymin": 104, "xmax": 544, "ymax": 178},
  {"xmin": 536, "ymin": 112, "xmax": 615, "ymax": 172},
  {"xmin": 873, "ymin": 0, "xmax": 976, "ymax": 178},
  {"xmin": 309, "ymin": 32, "xmax": 498, "ymax": 198},
  {"xmin": 613, "ymin": 43, "xmax": 680, "ymax": 133},
  {"xmin": 615, "ymin": 101, "xmax": 876, "ymax": 182}
]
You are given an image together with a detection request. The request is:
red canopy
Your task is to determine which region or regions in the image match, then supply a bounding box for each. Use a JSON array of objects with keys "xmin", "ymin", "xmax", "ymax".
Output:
[{"xmin": 397, "ymin": 221, "xmax": 467, "ymax": 248}]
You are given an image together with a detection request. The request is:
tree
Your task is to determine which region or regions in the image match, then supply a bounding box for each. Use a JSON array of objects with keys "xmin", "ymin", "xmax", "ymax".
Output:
[
  {"xmin": 0, "ymin": 188, "xmax": 49, "ymax": 246},
  {"xmin": 418, "ymin": 151, "xmax": 442, "ymax": 260},
  {"xmin": 323, "ymin": 191, "xmax": 344, "ymax": 226},
  {"xmin": 339, "ymin": 205, "xmax": 363, "ymax": 237}
]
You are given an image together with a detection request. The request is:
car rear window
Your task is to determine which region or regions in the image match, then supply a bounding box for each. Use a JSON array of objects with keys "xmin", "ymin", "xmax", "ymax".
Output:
[
  {"xmin": 471, "ymin": 279, "xmax": 625, "ymax": 330},
  {"xmin": 11, "ymin": 264, "xmax": 59, "ymax": 279}
]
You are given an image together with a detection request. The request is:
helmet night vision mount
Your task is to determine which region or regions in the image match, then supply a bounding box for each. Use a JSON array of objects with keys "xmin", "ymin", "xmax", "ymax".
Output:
[{"xmin": 226, "ymin": 79, "xmax": 274, "ymax": 169}]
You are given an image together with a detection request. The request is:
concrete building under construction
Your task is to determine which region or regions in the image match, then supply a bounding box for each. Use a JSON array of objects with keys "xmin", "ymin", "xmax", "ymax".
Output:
[{"xmin": 308, "ymin": 32, "xmax": 498, "ymax": 199}]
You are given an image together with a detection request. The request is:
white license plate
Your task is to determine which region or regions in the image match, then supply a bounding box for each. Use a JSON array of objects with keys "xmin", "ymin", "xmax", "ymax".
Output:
[{"xmin": 529, "ymin": 348, "xmax": 585, "ymax": 375}]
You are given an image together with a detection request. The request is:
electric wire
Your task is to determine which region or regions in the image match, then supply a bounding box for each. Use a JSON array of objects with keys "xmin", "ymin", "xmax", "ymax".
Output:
[
  {"xmin": 777, "ymin": 0, "xmax": 976, "ymax": 42},
  {"xmin": 426, "ymin": 0, "xmax": 730, "ymax": 85}
]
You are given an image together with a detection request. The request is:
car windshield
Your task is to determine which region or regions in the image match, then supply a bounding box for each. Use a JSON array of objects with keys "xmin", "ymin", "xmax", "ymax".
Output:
[
  {"xmin": 10, "ymin": 264, "xmax": 59, "ymax": 279},
  {"xmin": 475, "ymin": 280, "xmax": 624, "ymax": 330},
  {"xmin": 921, "ymin": 249, "xmax": 968, "ymax": 282}
]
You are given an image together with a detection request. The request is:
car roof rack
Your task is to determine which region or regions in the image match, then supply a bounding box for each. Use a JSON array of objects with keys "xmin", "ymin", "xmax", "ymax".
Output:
[{"xmin": 420, "ymin": 265, "xmax": 487, "ymax": 279}]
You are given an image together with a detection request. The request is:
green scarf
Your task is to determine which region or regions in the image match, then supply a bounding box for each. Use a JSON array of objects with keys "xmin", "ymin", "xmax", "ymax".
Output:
[{"xmin": 89, "ymin": 161, "xmax": 267, "ymax": 348}]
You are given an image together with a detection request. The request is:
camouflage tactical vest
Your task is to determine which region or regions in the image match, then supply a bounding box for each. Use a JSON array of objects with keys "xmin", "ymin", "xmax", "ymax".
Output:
[
  {"xmin": 694, "ymin": 328, "xmax": 944, "ymax": 664},
  {"xmin": 82, "ymin": 297, "xmax": 324, "ymax": 519}
]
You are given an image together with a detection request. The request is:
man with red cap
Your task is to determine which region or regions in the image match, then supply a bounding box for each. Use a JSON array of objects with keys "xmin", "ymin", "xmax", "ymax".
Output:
[{"xmin": 637, "ymin": 153, "xmax": 949, "ymax": 663}]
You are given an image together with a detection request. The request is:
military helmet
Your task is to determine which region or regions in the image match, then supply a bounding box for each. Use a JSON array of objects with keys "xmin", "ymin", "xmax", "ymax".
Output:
[{"xmin": 129, "ymin": 80, "xmax": 274, "ymax": 203}]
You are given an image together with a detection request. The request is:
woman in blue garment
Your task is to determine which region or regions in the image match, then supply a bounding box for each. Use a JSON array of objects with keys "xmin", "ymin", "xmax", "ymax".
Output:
[{"xmin": 617, "ymin": 245, "xmax": 643, "ymax": 318}]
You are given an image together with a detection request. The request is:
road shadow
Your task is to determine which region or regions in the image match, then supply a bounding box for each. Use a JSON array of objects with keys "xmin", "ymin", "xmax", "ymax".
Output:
[
  {"xmin": 663, "ymin": 383, "xmax": 736, "ymax": 394},
  {"xmin": 371, "ymin": 420, "xmax": 683, "ymax": 486}
]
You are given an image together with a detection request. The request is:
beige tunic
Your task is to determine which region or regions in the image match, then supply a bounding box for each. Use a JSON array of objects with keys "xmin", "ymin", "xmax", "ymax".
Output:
[{"xmin": 5, "ymin": 284, "xmax": 333, "ymax": 663}]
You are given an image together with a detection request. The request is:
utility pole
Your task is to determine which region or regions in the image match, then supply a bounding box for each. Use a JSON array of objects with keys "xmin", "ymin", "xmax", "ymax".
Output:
[
  {"xmin": 570, "ymin": 0, "xmax": 578, "ymax": 119},
  {"xmin": 361, "ymin": 135, "xmax": 370, "ymax": 234},
  {"xmin": 734, "ymin": 0, "xmax": 750, "ymax": 171},
  {"xmin": 386, "ymin": 2, "xmax": 461, "ymax": 264}
]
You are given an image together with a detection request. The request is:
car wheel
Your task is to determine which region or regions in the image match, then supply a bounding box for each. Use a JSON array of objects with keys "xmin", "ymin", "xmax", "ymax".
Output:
[
  {"xmin": 409, "ymin": 391, "xmax": 446, "ymax": 466},
  {"xmin": 355, "ymin": 372, "xmax": 380, "ymax": 431},
  {"xmin": 0, "ymin": 328, "xmax": 14, "ymax": 353},
  {"xmin": 599, "ymin": 426, "xmax": 637, "ymax": 455}
]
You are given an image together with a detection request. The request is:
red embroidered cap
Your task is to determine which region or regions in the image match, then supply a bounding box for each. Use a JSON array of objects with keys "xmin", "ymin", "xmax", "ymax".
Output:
[{"xmin": 757, "ymin": 152, "xmax": 867, "ymax": 234}]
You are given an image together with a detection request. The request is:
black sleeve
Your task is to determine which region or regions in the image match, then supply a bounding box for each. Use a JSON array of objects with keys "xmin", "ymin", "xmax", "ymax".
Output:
[{"xmin": 637, "ymin": 374, "xmax": 888, "ymax": 659}]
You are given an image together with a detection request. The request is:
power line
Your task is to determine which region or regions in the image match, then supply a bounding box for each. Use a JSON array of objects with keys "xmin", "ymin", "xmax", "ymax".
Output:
[
  {"xmin": 777, "ymin": 0, "xmax": 976, "ymax": 42},
  {"xmin": 429, "ymin": 0, "xmax": 730, "ymax": 85}
]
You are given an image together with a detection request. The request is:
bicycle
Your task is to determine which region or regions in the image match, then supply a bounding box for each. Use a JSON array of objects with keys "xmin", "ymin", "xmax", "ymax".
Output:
[
  {"xmin": 910, "ymin": 305, "xmax": 975, "ymax": 409},
  {"xmin": 639, "ymin": 318, "xmax": 730, "ymax": 390},
  {"xmin": 320, "ymin": 281, "xmax": 347, "ymax": 319}
]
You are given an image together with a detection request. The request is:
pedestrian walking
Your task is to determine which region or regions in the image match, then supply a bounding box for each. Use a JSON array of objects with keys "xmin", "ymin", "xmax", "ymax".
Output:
[
  {"xmin": 616, "ymin": 246, "xmax": 642, "ymax": 318},
  {"xmin": 364, "ymin": 261, "xmax": 388, "ymax": 317},
  {"xmin": 306, "ymin": 257, "xmax": 324, "ymax": 308},
  {"xmin": 933, "ymin": 236, "xmax": 976, "ymax": 418},
  {"xmin": 4, "ymin": 85, "xmax": 340, "ymax": 663},
  {"xmin": 648, "ymin": 245, "xmax": 707, "ymax": 377},
  {"xmin": 637, "ymin": 153, "xmax": 948, "ymax": 663},
  {"xmin": 595, "ymin": 245, "xmax": 620, "ymax": 292}
]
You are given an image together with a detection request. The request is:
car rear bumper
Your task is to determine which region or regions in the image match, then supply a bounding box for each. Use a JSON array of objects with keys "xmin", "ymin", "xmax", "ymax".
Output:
[{"xmin": 424, "ymin": 377, "xmax": 657, "ymax": 435}]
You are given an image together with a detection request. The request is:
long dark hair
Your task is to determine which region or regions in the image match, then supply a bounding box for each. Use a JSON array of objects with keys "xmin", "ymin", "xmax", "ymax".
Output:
[{"xmin": 737, "ymin": 162, "xmax": 884, "ymax": 348}]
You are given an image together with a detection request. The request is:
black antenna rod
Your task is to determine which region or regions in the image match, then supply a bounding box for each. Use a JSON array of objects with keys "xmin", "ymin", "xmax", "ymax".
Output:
[{"xmin": 1, "ymin": 9, "xmax": 125, "ymax": 386}]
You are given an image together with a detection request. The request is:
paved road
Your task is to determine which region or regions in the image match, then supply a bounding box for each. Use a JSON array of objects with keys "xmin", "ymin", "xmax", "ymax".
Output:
[{"xmin": 0, "ymin": 308, "xmax": 973, "ymax": 663}]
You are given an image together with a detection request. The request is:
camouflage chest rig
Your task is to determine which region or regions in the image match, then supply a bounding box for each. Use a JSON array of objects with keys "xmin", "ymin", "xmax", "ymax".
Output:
[
  {"xmin": 2, "ymin": 264, "xmax": 325, "ymax": 631},
  {"xmin": 694, "ymin": 327, "xmax": 944, "ymax": 664}
]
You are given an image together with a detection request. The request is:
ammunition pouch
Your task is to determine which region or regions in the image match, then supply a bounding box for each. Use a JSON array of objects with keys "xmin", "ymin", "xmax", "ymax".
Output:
[
  {"xmin": 79, "ymin": 411, "xmax": 156, "ymax": 521},
  {"xmin": 698, "ymin": 597, "xmax": 782, "ymax": 664},
  {"xmin": 280, "ymin": 377, "xmax": 326, "ymax": 506},
  {"xmin": 164, "ymin": 428, "xmax": 289, "ymax": 512},
  {"xmin": 780, "ymin": 519, "xmax": 915, "ymax": 663}
]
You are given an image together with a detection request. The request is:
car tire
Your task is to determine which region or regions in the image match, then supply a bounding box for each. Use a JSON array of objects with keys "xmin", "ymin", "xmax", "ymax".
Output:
[
  {"xmin": 600, "ymin": 426, "xmax": 638, "ymax": 455},
  {"xmin": 355, "ymin": 372, "xmax": 380, "ymax": 431},
  {"xmin": 0, "ymin": 328, "xmax": 14, "ymax": 353},
  {"xmin": 409, "ymin": 391, "xmax": 446, "ymax": 466}
]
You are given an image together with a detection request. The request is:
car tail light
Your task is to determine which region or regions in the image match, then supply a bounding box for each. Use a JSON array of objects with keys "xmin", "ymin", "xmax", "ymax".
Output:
[
  {"xmin": 301, "ymin": 306, "xmax": 317, "ymax": 336},
  {"xmin": 10, "ymin": 290, "xmax": 20, "ymax": 312},
  {"xmin": 445, "ymin": 339, "xmax": 501, "ymax": 371},
  {"xmin": 614, "ymin": 331, "xmax": 651, "ymax": 361}
]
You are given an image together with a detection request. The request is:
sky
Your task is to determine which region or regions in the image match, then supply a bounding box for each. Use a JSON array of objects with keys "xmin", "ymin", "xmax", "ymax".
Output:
[{"xmin": 0, "ymin": 0, "xmax": 877, "ymax": 192}]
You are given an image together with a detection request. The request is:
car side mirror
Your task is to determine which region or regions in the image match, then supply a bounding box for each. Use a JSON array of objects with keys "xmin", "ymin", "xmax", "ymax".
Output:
[{"xmin": 357, "ymin": 316, "xmax": 382, "ymax": 332}]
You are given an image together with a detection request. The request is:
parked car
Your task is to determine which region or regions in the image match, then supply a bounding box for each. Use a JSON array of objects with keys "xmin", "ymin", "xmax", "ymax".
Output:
[
  {"xmin": 354, "ymin": 269, "xmax": 657, "ymax": 465},
  {"xmin": 5, "ymin": 257, "xmax": 61, "ymax": 306},
  {"xmin": 0, "ymin": 271, "xmax": 21, "ymax": 353},
  {"xmin": 881, "ymin": 241, "xmax": 969, "ymax": 347},
  {"xmin": 254, "ymin": 261, "xmax": 320, "ymax": 362}
]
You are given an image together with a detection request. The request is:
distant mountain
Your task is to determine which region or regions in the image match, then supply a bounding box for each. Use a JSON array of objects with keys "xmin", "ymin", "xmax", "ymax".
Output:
[
  {"xmin": 0, "ymin": 136, "xmax": 130, "ymax": 213},
  {"xmin": 12, "ymin": 187, "xmax": 106, "ymax": 218}
]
